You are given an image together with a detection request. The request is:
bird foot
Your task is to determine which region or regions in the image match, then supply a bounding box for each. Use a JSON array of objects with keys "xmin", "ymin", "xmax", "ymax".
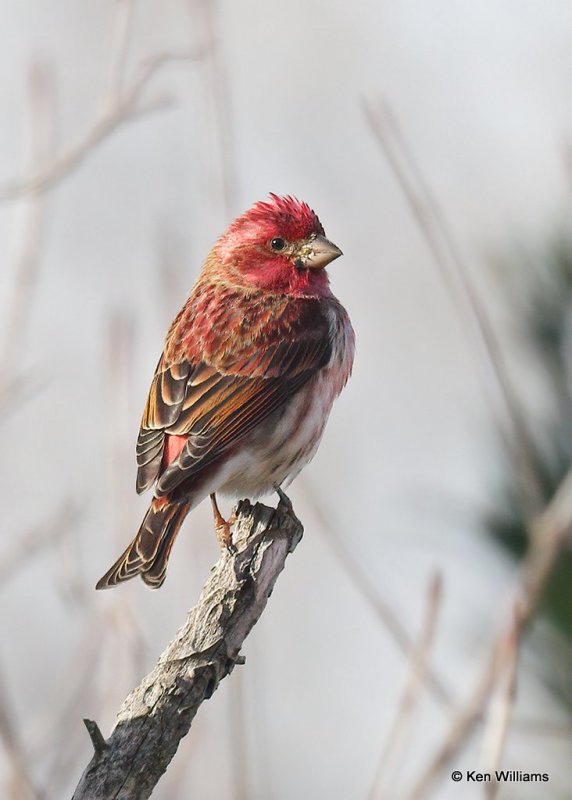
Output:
[
  {"xmin": 214, "ymin": 516, "xmax": 237, "ymax": 553},
  {"xmin": 210, "ymin": 493, "xmax": 236, "ymax": 553}
]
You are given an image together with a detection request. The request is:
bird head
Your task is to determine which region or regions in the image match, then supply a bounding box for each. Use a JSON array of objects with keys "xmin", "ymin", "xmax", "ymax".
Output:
[{"xmin": 210, "ymin": 194, "xmax": 343, "ymax": 296}]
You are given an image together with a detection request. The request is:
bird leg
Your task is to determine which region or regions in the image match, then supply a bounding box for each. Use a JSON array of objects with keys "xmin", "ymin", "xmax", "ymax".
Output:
[{"xmin": 210, "ymin": 493, "xmax": 236, "ymax": 551}]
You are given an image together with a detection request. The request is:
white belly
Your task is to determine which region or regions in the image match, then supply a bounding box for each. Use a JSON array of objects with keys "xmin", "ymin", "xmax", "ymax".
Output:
[
  {"xmin": 217, "ymin": 374, "xmax": 333, "ymax": 497},
  {"xmin": 220, "ymin": 305, "xmax": 354, "ymax": 497}
]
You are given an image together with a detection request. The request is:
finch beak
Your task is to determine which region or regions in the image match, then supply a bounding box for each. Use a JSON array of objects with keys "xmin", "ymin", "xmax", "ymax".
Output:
[{"xmin": 303, "ymin": 235, "xmax": 343, "ymax": 270}]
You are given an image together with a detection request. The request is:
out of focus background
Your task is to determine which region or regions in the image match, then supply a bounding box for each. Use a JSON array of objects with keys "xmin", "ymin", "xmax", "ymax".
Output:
[{"xmin": 1, "ymin": 1, "xmax": 572, "ymax": 798}]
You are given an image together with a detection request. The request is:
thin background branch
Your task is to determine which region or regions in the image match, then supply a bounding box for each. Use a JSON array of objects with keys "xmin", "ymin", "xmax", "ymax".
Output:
[
  {"xmin": 481, "ymin": 606, "xmax": 519, "ymax": 800},
  {"xmin": 364, "ymin": 98, "xmax": 571, "ymax": 797},
  {"xmin": 363, "ymin": 98, "xmax": 545, "ymax": 519},
  {"xmin": 408, "ymin": 470, "xmax": 572, "ymax": 799},
  {"xmin": 0, "ymin": 59, "xmax": 56, "ymax": 406},
  {"xmin": 0, "ymin": 502, "xmax": 78, "ymax": 587},
  {"xmin": 300, "ymin": 479, "xmax": 452, "ymax": 708},
  {"xmin": 369, "ymin": 572, "xmax": 443, "ymax": 800},
  {"xmin": 0, "ymin": 50, "xmax": 203, "ymax": 205},
  {"xmin": 0, "ymin": 6, "xmax": 206, "ymax": 797}
]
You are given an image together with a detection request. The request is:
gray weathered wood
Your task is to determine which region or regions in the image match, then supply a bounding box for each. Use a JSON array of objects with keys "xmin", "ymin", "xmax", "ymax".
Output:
[{"xmin": 72, "ymin": 496, "xmax": 303, "ymax": 800}]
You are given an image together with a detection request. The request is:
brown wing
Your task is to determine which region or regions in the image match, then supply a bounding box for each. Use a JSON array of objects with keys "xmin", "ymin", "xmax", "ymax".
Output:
[
  {"xmin": 136, "ymin": 358, "xmax": 192, "ymax": 492},
  {"xmin": 136, "ymin": 325, "xmax": 332, "ymax": 496}
]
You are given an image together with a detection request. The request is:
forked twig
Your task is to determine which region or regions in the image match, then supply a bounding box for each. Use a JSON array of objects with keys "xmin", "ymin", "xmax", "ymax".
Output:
[{"xmin": 0, "ymin": 50, "xmax": 202, "ymax": 205}]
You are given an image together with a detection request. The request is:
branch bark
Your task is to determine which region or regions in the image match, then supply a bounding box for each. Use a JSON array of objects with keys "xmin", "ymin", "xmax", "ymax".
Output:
[{"xmin": 72, "ymin": 496, "xmax": 303, "ymax": 800}]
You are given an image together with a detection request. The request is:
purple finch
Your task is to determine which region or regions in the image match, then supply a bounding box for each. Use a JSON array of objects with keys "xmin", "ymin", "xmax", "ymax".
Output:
[{"xmin": 96, "ymin": 195, "xmax": 354, "ymax": 589}]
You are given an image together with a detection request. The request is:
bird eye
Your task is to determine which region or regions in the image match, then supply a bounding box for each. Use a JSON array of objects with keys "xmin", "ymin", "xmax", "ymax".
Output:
[{"xmin": 270, "ymin": 237, "xmax": 286, "ymax": 251}]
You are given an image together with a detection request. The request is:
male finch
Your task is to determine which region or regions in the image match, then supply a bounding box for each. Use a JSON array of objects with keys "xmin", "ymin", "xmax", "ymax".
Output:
[{"xmin": 96, "ymin": 195, "xmax": 355, "ymax": 589}]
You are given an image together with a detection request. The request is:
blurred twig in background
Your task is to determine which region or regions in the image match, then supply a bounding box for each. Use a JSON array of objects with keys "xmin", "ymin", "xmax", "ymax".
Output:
[
  {"xmin": 0, "ymin": 5, "xmax": 206, "ymax": 797},
  {"xmin": 0, "ymin": 51, "xmax": 203, "ymax": 205},
  {"xmin": 369, "ymin": 573, "xmax": 443, "ymax": 800},
  {"xmin": 0, "ymin": 660, "xmax": 42, "ymax": 800},
  {"xmin": 364, "ymin": 100, "xmax": 572, "ymax": 796},
  {"xmin": 363, "ymin": 98, "xmax": 544, "ymax": 519},
  {"xmin": 0, "ymin": 60, "xmax": 56, "ymax": 414},
  {"xmin": 188, "ymin": 0, "xmax": 238, "ymax": 218},
  {"xmin": 489, "ymin": 236, "xmax": 572, "ymax": 645},
  {"xmin": 2, "ymin": 3, "xmax": 572, "ymax": 797},
  {"xmin": 480, "ymin": 606, "xmax": 519, "ymax": 800},
  {"xmin": 0, "ymin": 61, "xmax": 59, "ymax": 800},
  {"xmin": 409, "ymin": 472, "xmax": 572, "ymax": 797},
  {"xmin": 0, "ymin": 501, "xmax": 78, "ymax": 587},
  {"xmin": 0, "ymin": 0, "xmax": 204, "ymax": 415},
  {"xmin": 301, "ymin": 480, "xmax": 452, "ymax": 708}
]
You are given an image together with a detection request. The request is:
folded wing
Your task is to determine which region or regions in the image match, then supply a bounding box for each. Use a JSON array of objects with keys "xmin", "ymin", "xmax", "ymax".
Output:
[{"xmin": 136, "ymin": 307, "xmax": 332, "ymax": 496}]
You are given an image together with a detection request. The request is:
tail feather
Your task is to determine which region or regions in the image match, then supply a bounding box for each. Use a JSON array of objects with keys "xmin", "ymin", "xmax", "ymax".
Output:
[{"xmin": 96, "ymin": 498, "xmax": 190, "ymax": 590}]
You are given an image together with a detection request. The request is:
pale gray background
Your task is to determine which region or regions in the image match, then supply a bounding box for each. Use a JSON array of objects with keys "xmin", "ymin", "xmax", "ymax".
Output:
[{"xmin": 1, "ymin": 1, "xmax": 571, "ymax": 798}]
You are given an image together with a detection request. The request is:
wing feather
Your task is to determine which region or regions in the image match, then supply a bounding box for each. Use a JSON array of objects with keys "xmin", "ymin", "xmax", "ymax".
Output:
[{"xmin": 136, "ymin": 300, "xmax": 332, "ymax": 495}]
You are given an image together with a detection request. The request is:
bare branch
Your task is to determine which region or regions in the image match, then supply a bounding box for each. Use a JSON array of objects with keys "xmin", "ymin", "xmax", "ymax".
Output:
[
  {"xmin": 363, "ymin": 98, "xmax": 545, "ymax": 518},
  {"xmin": 408, "ymin": 645, "xmax": 500, "ymax": 800},
  {"xmin": 72, "ymin": 497, "xmax": 303, "ymax": 800},
  {"xmin": 0, "ymin": 659, "xmax": 43, "ymax": 800},
  {"xmin": 0, "ymin": 501, "xmax": 78, "ymax": 587},
  {"xmin": 370, "ymin": 573, "xmax": 443, "ymax": 799},
  {"xmin": 83, "ymin": 721, "xmax": 107, "ymax": 758},
  {"xmin": 511, "ymin": 719, "xmax": 572, "ymax": 740},
  {"xmin": 408, "ymin": 469, "xmax": 572, "ymax": 798},
  {"xmin": 188, "ymin": 0, "xmax": 238, "ymax": 218},
  {"xmin": 0, "ymin": 59, "xmax": 56, "ymax": 400},
  {"xmin": 300, "ymin": 480, "xmax": 452, "ymax": 708},
  {"xmin": 102, "ymin": 0, "xmax": 134, "ymax": 109},
  {"xmin": 481, "ymin": 607, "xmax": 519, "ymax": 800},
  {"xmin": 0, "ymin": 50, "xmax": 202, "ymax": 205}
]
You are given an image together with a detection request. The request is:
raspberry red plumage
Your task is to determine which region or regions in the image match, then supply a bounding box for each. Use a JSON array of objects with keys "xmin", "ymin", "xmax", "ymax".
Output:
[
  {"xmin": 96, "ymin": 195, "xmax": 354, "ymax": 590},
  {"xmin": 225, "ymin": 194, "xmax": 325, "ymax": 242}
]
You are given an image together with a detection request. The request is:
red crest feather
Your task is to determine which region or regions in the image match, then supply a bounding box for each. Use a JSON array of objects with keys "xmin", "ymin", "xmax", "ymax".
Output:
[{"xmin": 226, "ymin": 194, "xmax": 325, "ymax": 242}]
